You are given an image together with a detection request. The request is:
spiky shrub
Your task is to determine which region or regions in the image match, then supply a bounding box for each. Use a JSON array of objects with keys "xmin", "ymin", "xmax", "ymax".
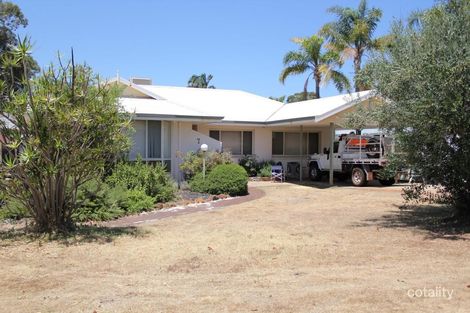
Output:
[{"xmin": 0, "ymin": 40, "xmax": 131, "ymax": 232}]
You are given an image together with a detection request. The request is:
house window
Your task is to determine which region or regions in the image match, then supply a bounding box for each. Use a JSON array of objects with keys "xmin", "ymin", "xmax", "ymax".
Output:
[
  {"xmin": 243, "ymin": 131, "xmax": 253, "ymax": 155},
  {"xmin": 272, "ymin": 132, "xmax": 319, "ymax": 155},
  {"xmin": 209, "ymin": 130, "xmax": 220, "ymax": 141},
  {"xmin": 148, "ymin": 121, "xmax": 162, "ymax": 158},
  {"xmin": 209, "ymin": 130, "xmax": 253, "ymax": 155},
  {"xmin": 272, "ymin": 132, "xmax": 284, "ymax": 155},
  {"xmin": 129, "ymin": 120, "xmax": 172, "ymax": 168},
  {"xmin": 192, "ymin": 124, "xmax": 198, "ymax": 131},
  {"xmin": 221, "ymin": 131, "xmax": 241, "ymax": 154},
  {"xmin": 308, "ymin": 133, "xmax": 319, "ymax": 154}
]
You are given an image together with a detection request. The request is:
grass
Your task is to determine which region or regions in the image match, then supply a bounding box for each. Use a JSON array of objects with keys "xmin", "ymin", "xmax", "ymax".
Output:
[{"xmin": 1, "ymin": 181, "xmax": 469, "ymax": 312}]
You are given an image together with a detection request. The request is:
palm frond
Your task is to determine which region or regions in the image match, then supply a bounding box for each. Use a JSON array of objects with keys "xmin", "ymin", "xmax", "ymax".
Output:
[
  {"xmin": 330, "ymin": 70, "xmax": 351, "ymax": 92},
  {"xmin": 358, "ymin": 0, "xmax": 367, "ymax": 18},
  {"xmin": 279, "ymin": 63, "xmax": 309, "ymax": 84},
  {"xmin": 340, "ymin": 47, "xmax": 356, "ymax": 63},
  {"xmin": 407, "ymin": 10, "xmax": 424, "ymax": 29},
  {"xmin": 282, "ymin": 50, "xmax": 308, "ymax": 65},
  {"xmin": 327, "ymin": 5, "xmax": 350, "ymax": 17}
]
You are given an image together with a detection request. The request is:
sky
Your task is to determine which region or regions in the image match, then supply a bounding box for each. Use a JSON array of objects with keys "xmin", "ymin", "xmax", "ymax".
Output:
[{"xmin": 14, "ymin": 0, "xmax": 435, "ymax": 98}]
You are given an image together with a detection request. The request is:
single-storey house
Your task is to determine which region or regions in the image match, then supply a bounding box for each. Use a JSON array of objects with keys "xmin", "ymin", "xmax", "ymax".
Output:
[{"xmin": 114, "ymin": 77, "xmax": 379, "ymax": 182}]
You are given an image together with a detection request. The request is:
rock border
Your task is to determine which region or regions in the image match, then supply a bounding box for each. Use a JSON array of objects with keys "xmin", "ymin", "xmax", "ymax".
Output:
[{"xmin": 103, "ymin": 186, "xmax": 265, "ymax": 227}]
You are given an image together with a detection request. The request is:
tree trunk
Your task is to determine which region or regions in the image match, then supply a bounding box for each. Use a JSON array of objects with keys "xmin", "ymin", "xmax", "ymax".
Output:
[
  {"xmin": 354, "ymin": 52, "xmax": 362, "ymax": 92},
  {"xmin": 315, "ymin": 77, "xmax": 321, "ymax": 99},
  {"xmin": 314, "ymin": 71, "xmax": 321, "ymax": 98}
]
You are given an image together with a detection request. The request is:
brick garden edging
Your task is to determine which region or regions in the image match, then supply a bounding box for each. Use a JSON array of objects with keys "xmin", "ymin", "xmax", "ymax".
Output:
[{"xmin": 103, "ymin": 186, "xmax": 265, "ymax": 227}]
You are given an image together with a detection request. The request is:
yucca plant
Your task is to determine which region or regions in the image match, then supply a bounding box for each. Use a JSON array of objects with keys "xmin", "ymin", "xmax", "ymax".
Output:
[{"xmin": 0, "ymin": 38, "xmax": 131, "ymax": 233}]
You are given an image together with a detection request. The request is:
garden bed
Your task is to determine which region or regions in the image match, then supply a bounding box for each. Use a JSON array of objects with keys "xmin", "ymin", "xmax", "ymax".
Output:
[{"xmin": 153, "ymin": 190, "xmax": 231, "ymax": 210}]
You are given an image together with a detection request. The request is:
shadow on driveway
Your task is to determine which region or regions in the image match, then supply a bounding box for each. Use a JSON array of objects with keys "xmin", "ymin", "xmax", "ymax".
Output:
[{"xmin": 286, "ymin": 179, "xmax": 407, "ymax": 189}]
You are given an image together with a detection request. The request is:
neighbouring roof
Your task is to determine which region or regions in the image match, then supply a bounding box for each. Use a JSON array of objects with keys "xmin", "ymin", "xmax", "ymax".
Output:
[{"xmin": 115, "ymin": 77, "xmax": 376, "ymax": 125}]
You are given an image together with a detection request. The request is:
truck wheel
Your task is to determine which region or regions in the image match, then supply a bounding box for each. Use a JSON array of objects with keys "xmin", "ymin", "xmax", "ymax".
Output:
[
  {"xmin": 309, "ymin": 164, "xmax": 322, "ymax": 181},
  {"xmin": 351, "ymin": 167, "xmax": 367, "ymax": 186},
  {"xmin": 379, "ymin": 178, "xmax": 395, "ymax": 186}
]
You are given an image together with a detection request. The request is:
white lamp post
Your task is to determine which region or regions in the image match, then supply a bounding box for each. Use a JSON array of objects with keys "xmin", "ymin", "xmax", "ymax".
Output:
[{"xmin": 200, "ymin": 144, "xmax": 208, "ymax": 179}]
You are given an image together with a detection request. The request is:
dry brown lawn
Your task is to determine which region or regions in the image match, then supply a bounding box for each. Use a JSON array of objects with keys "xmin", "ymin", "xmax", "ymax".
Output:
[{"xmin": 1, "ymin": 182, "xmax": 469, "ymax": 313}]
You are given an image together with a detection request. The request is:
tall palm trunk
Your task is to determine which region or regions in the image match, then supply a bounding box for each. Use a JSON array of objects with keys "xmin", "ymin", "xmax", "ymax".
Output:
[
  {"xmin": 354, "ymin": 52, "xmax": 363, "ymax": 92},
  {"xmin": 314, "ymin": 72, "xmax": 321, "ymax": 98}
]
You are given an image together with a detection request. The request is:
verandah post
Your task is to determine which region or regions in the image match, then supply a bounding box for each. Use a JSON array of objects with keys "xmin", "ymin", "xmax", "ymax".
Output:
[{"xmin": 329, "ymin": 122, "xmax": 335, "ymax": 185}]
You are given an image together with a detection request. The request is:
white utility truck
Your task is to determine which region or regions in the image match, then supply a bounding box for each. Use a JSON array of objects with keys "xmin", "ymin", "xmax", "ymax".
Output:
[{"xmin": 308, "ymin": 133, "xmax": 395, "ymax": 186}]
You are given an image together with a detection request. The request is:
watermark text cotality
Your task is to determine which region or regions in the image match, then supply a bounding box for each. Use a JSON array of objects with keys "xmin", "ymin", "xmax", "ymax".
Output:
[{"xmin": 407, "ymin": 286, "xmax": 454, "ymax": 300}]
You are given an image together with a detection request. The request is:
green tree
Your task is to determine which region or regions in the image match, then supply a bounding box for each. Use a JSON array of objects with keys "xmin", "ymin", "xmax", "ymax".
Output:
[
  {"xmin": 0, "ymin": 40, "xmax": 131, "ymax": 233},
  {"xmin": 319, "ymin": 0, "xmax": 383, "ymax": 91},
  {"xmin": 270, "ymin": 92, "xmax": 318, "ymax": 103},
  {"xmin": 268, "ymin": 95, "xmax": 286, "ymax": 103},
  {"xmin": 187, "ymin": 73, "xmax": 215, "ymax": 88},
  {"xmin": 287, "ymin": 91, "xmax": 317, "ymax": 103},
  {"xmin": 361, "ymin": 0, "xmax": 470, "ymax": 216},
  {"xmin": 0, "ymin": 1, "xmax": 27, "ymax": 52},
  {"xmin": 0, "ymin": 1, "xmax": 38, "ymax": 88},
  {"xmin": 279, "ymin": 35, "xmax": 350, "ymax": 99}
]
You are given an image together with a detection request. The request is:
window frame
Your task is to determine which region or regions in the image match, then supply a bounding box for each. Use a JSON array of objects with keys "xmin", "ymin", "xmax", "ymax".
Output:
[
  {"xmin": 272, "ymin": 131, "xmax": 320, "ymax": 156},
  {"xmin": 209, "ymin": 130, "xmax": 253, "ymax": 155},
  {"xmin": 130, "ymin": 119, "xmax": 172, "ymax": 166}
]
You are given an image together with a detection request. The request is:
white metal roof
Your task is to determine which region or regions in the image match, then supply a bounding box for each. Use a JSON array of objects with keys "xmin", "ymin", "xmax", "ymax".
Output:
[
  {"xmin": 116, "ymin": 77, "xmax": 375, "ymax": 124},
  {"xmin": 136, "ymin": 85, "xmax": 285, "ymax": 123},
  {"xmin": 119, "ymin": 97, "xmax": 223, "ymax": 121},
  {"xmin": 266, "ymin": 91, "xmax": 374, "ymax": 124}
]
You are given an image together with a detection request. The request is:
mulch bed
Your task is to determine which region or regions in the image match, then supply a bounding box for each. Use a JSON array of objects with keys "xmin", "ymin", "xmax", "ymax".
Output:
[{"xmin": 104, "ymin": 186, "xmax": 265, "ymax": 227}]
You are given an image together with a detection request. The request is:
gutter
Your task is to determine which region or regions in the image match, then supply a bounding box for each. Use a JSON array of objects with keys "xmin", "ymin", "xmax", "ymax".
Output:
[{"xmin": 134, "ymin": 113, "xmax": 224, "ymax": 122}]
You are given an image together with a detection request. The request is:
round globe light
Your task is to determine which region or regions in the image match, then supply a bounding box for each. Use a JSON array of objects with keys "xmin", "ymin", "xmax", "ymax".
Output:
[{"xmin": 200, "ymin": 144, "xmax": 208, "ymax": 152}]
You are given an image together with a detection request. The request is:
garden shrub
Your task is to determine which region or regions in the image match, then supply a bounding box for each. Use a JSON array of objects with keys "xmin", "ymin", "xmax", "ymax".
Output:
[
  {"xmin": 190, "ymin": 164, "xmax": 248, "ymax": 196},
  {"xmin": 107, "ymin": 158, "xmax": 176, "ymax": 202},
  {"xmin": 73, "ymin": 180, "xmax": 126, "ymax": 222},
  {"xmin": 188, "ymin": 172, "xmax": 205, "ymax": 194},
  {"xmin": 2, "ymin": 158, "xmax": 175, "ymax": 223},
  {"xmin": 73, "ymin": 179, "xmax": 156, "ymax": 222},
  {"xmin": 122, "ymin": 189, "xmax": 156, "ymax": 214},
  {"xmin": 238, "ymin": 155, "xmax": 259, "ymax": 177},
  {"xmin": 259, "ymin": 164, "xmax": 272, "ymax": 177},
  {"xmin": 179, "ymin": 150, "xmax": 232, "ymax": 179},
  {"xmin": 0, "ymin": 198, "xmax": 30, "ymax": 220}
]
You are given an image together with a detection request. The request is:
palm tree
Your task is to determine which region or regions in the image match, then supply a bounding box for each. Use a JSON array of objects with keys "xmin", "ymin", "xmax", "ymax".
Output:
[
  {"xmin": 319, "ymin": 0, "xmax": 383, "ymax": 91},
  {"xmin": 187, "ymin": 73, "xmax": 215, "ymax": 88},
  {"xmin": 279, "ymin": 35, "xmax": 350, "ymax": 99}
]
